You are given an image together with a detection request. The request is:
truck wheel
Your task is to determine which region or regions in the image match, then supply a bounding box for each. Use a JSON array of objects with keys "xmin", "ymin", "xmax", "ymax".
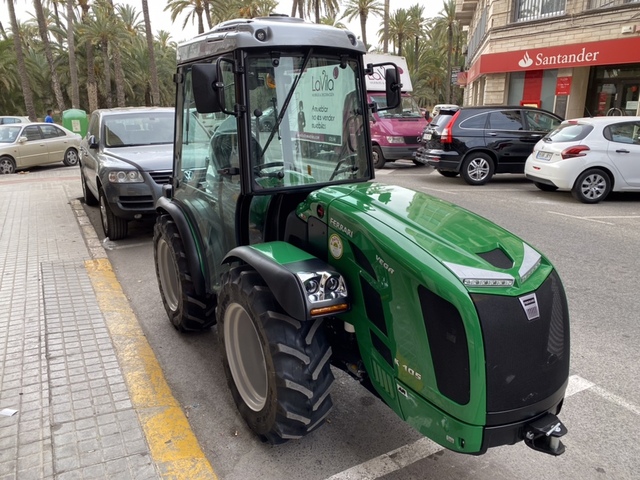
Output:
[
  {"xmin": 154, "ymin": 214, "xmax": 216, "ymax": 331},
  {"xmin": 372, "ymin": 146, "xmax": 385, "ymax": 169},
  {"xmin": 461, "ymin": 153, "xmax": 494, "ymax": 185},
  {"xmin": 99, "ymin": 188, "xmax": 128, "ymax": 240},
  {"xmin": 218, "ymin": 265, "xmax": 334, "ymax": 444}
]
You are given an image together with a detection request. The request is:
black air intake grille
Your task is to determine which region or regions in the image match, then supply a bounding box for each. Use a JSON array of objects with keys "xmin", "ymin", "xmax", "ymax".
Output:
[
  {"xmin": 477, "ymin": 248, "xmax": 513, "ymax": 269},
  {"xmin": 360, "ymin": 277, "xmax": 387, "ymax": 336},
  {"xmin": 119, "ymin": 195, "xmax": 154, "ymax": 209},
  {"xmin": 418, "ymin": 286, "xmax": 470, "ymax": 405},
  {"xmin": 149, "ymin": 170, "xmax": 172, "ymax": 185},
  {"xmin": 472, "ymin": 270, "xmax": 570, "ymax": 415}
]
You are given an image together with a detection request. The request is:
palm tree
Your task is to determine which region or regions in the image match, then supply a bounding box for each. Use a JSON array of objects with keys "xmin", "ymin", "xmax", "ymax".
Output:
[
  {"xmin": 407, "ymin": 3, "xmax": 427, "ymax": 61},
  {"xmin": 165, "ymin": 0, "xmax": 207, "ymax": 35},
  {"xmin": 319, "ymin": 13, "xmax": 347, "ymax": 29},
  {"xmin": 78, "ymin": 0, "xmax": 98, "ymax": 112},
  {"xmin": 291, "ymin": 0, "xmax": 303, "ymax": 18},
  {"xmin": 343, "ymin": 0, "xmax": 384, "ymax": 50},
  {"xmin": 386, "ymin": 8, "xmax": 409, "ymax": 56},
  {"xmin": 431, "ymin": 0, "xmax": 460, "ymax": 104},
  {"xmin": 382, "ymin": 0, "xmax": 389, "ymax": 53},
  {"xmin": 304, "ymin": 0, "xmax": 339, "ymax": 24},
  {"xmin": 5, "ymin": 1, "xmax": 37, "ymax": 120},
  {"xmin": 66, "ymin": 0, "xmax": 80, "ymax": 108},
  {"xmin": 33, "ymin": 0, "xmax": 66, "ymax": 113},
  {"xmin": 141, "ymin": 0, "xmax": 161, "ymax": 106}
]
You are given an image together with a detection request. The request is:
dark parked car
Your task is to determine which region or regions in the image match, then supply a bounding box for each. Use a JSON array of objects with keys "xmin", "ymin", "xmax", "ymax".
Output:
[
  {"xmin": 79, "ymin": 107, "xmax": 175, "ymax": 240},
  {"xmin": 414, "ymin": 106, "xmax": 562, "ymax": 185}
]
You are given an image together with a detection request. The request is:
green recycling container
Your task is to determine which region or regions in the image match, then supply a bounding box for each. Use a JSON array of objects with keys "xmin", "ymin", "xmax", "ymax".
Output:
[{"xmin": 62, "ymin": 109, "xmax": 88, "ymax": 138}]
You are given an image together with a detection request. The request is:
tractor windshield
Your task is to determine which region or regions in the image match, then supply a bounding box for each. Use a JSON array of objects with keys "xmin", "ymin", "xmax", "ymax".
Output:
[{"xmin": 246, "ymin": 52, "xmax": 370, "ymax": 190}]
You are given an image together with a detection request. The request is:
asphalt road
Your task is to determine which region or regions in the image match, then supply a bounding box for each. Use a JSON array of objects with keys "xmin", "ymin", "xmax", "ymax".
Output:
[{"xmin": 82, "ymin": 160, "xmax": 640, "ymax": 480}]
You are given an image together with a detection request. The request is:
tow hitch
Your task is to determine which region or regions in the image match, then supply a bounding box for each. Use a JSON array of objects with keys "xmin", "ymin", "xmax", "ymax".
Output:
[{"xmin": 524, "ymin": 413, "xmax": 567, "ymax": 456}]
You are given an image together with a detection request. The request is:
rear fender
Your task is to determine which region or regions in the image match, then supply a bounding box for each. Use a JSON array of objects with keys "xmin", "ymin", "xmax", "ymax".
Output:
[
  {"xmin": 156, "ymin": 196, "xmax": 206, "ymax": 297},
  {"xmin": 223, "ymin": 241, "xmax": 350, "ymax": 321}
]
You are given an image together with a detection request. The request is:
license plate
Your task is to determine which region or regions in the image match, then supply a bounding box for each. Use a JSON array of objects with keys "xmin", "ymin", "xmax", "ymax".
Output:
[
  {"xmin": 536, "ymin": 151, "xmax": 552, "ymax": 161},
  {"xmin": 423, "ymin": 133, "xmax": 432, "ymax": 141}
]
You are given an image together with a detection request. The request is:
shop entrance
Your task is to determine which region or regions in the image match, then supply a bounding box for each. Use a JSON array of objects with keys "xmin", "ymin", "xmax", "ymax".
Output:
[{"xmin": 587, "ymin": 65, "xmax": 640, "ymax": 116}]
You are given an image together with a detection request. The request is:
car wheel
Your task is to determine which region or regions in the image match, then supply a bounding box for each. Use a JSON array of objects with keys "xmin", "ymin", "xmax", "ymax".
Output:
[
  {"xmin": 154, "ymin": 214, "xmax": 216, "ymax": 331},
  {"xmin": 572, "ymin": 168, "xmax": 611, "ymax": 204},
  {"xmin": 437, "ymin": 169, "xmax": 458, "ymax": 178},
  {"xmin": 534, "ymin": 182, "xmax": 558, "ymax": 192},
  {"xmin": 63, "ymin": 148, "xmax": 79, "ymax": 166},
  {"xmin": 99, "ymin": 188, "xmax": 128, "ymax": 240},
  {"xmin": 372, "ymin": 146, "xmax": 385, "ymax": 169},
  {"xmin": 218, "ymin": 265, "xmax": 334, "ymax": 445},
  {"xmin": 81, "ymin": 171, "xmax": 98, "ymax": 206},
  {"xmin": 0, "ymin": 156, "xmax": 16, "ymax": 174},
  {"xmin": 461, "ymin": 153, "xmax": 494, "ymax": 185}
]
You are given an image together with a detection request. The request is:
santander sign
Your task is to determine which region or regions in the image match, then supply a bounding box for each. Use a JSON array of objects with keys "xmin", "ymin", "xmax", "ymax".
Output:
[{"xmin": 518, "ymin": 47, "xmax": 600, "ymax": 68}]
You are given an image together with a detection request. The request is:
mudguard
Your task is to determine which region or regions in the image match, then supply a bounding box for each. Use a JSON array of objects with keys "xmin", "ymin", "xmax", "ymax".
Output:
[{"xmin": 223, "ymin": 242, "xmax": 349, "ymax": 321}]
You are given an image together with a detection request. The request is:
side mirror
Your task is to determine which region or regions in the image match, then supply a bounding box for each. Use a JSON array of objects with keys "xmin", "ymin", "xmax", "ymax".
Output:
[
  {"xmin": 385, "ymin": 67, "xmax": 401, "ymax": 111},
  {"xmin": 88, "ymin": 135, "xmax": 99, "ymax": 149},
  {"xmin": 192, "ymin": 63, "xmax": 222, "ymax": 114},
  {"xmin": 18, "ymin": 136, "xmax": 28, "ymax": 143}
]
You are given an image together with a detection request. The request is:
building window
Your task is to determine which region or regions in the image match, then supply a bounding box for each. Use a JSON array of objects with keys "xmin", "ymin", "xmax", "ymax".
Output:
[
  {"xmin": 515, "ymin": 0, "xmax": 566, "ymax": 22},
  {"xmin": 588, "ymin": 0, "xmax": 639, "ymax": 9}
]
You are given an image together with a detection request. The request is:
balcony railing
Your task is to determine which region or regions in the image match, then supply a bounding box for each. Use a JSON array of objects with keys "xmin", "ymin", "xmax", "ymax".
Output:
[{"xmin": 515, "ymin": 0, "xmax": 566, "ymax": 22}]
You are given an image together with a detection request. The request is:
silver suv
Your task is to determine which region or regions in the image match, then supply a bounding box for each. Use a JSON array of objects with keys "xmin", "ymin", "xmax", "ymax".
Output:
[{"xmin": 79, "ymin": 107, "xmax": 175, "ymax": 240}]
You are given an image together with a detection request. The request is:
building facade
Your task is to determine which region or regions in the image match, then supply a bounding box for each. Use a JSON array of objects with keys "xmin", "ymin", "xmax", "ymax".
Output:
[{"xmin": 456, "ymin": 0, "xmax": 640, "ymax": 119}]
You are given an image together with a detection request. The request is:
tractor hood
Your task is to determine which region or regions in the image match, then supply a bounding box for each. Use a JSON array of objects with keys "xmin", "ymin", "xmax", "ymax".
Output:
[{"xmin": 308, "ymin": 183, "xmax": 551, "ymax": 292}]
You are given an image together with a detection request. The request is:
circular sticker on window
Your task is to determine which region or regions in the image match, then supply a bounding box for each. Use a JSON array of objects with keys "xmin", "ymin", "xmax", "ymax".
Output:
[{"xmin": 329, "ymin": 234, "xmax": 343, "ymax": 259}]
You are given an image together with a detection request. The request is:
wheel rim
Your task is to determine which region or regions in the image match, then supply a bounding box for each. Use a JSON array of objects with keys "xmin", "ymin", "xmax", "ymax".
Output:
[
  {"xmin": 224, "ymin": 303, "xmax": 268, "ymax": 412},
  {"xmin": 66, "ymin": 149, "xmax": 78, "ymax": 165},
  {"xmin": 467, "ymin": 158, "xmax": 490, "ymax": 181},
  {"xmin": 0, "ymin": 158, "xmax": 14, "ymax": 174},
  {"xmin": 580, "ymin": 173, "xmax": 607, "ymax": 200},
  {"xmin": 157, "ymin": 238, "xmax": 180, "ymax": 311},
  {"xmin": 99, "ymin": 194, "xmax": 109, "ymax": 234}
]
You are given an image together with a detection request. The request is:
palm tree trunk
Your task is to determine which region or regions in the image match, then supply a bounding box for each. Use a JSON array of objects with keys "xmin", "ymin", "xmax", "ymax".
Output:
[
  {"xmin": 360, "ymin": 14, "xmax": 367, "ymax": 49},
  {"xmin": 66, "ymin": 0, "xmax": 80, "ymax": 108},
  {"xmin": 383, "ymin": 0, "xmax": 389, "ymax": 53},
  {"xmin": 101, "ymin": 39, "xmax": 113, "ymax": 108},
  {"xmin": 314, "ymin": 0, "xmax": 320, "ymax": 23},
  {"xmin": 33, "ymin": 0, "xmax": 66, "ymax": 113},
  {"xmin": 142, "ymin": 0, "xmax": 161, "ymax": 106},
  {"xmin": 446, "ymin": 25, "xmax": 453, "ymax": 104},
  {"xmin": 7, "ymin": 0, "xmax": 37, "ymax": 120},
  {"xmin": 112, "ymin": 46, "xmax": 126, "ymax": 107},
  {"xmin": 80, "ymin": 1, "xmax": 99, "ymax": 112},
  {"xmin": 203, "ymin": 0, "xmax": 212, "ymax": 30}
]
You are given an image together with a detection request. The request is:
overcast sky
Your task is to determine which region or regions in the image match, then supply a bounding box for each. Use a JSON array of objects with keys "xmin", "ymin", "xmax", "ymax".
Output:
[{"xmin": 5, "ymin": 0, "xmax": 446, "ymax": 46}]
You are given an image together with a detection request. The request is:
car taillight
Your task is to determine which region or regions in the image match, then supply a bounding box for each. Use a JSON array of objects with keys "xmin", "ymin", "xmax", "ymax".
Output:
[
  {"xmin": 441, "ymin": 111, "xmax": 460, "ymax": 144},
  {"xmin": 561, "ymin": 145, "xmax": 590, "ymax": 159}
]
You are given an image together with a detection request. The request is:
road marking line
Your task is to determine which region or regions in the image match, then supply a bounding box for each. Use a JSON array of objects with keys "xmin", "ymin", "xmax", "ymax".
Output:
[
  {"xmin": 323, "ymin": 375, "xmax": 622, "ymax": 480},
  {"xmin": 547, "ymin": 211, "xmax": 615, "ymax": 225},
  {"xmin": 584, "ymin": 215, "xmax": 640, "ymax": 219},
  {"xmin": 85, "ymin": 258, "xmax": 217, "ymax": 480}
]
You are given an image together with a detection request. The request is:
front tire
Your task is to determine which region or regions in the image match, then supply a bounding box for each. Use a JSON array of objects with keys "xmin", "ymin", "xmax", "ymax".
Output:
[
  {"xmin": 218, "ymin": 265, "xmax": 334, "ymax": 444},
  {"xmin": 0, "ymin": 156, "xmax": 16, "ymax": 174},
  {"xmin": 572, "ymin": 168, "xmax": 611, "ymax": 203},
  {"xmin": 372, "ymin": 145, "xmax": 385, "ymax": 169},
  {"xmin": 81, "ymin": 171, "xmax": 98, "ymax": 206},
  {"xmin": 154, "ymin": 214, "xmax": 216, "ymax": 331},
  {"xmin": 99, "ymin": 188, "xmax": 128, "ymax": 240},
  {"xmin": 63, "ymin": 148, "xmax": 79, "ymax": 166},
  {"xmin": 461, "ymin": 153, "xmax": 494, "ymax": 185}
]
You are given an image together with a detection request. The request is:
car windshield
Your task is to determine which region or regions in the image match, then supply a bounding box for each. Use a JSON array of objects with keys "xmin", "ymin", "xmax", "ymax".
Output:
[
  {"xmin": 102, "ymin": 112, "xmax": 174, "ymax": 148},
  {"xmin": 241, "ymin": 52, "xmax": 370, "ymax": 190},
  {"xmin": 0, "ymin": 125, "xmax": 21, "ymax": 143},
  {"xmin": 372, "ymin": 94, "xmax": 423, "ymax": 118}
]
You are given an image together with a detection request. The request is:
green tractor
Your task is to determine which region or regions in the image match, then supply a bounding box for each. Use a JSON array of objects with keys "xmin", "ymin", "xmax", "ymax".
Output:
[{"xmin": 153, "ymin": 16, "xmax": 569, "ymax": 456}]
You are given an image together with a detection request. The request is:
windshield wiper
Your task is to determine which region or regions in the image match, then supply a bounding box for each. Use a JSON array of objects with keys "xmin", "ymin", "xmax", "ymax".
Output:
[{"xmin": 259, "ymin": 48, "xmax": 314, "ymax": 159}]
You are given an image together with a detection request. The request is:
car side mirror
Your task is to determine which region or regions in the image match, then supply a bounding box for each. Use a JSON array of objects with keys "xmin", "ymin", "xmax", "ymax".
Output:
[{"xmin": 88, "ymin": 135, "xmax": 99, "ymax": 149}]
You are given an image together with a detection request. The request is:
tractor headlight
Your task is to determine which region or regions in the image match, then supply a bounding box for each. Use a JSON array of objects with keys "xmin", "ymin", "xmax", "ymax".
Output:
[
  {"xmin": 443, "ymin": 262, "xmax": 515, "ymax": 287},
  {"xmin": 518, "ymin": 243, "xmax": 542, "ymax": 283},
  {"xmin": 108, "ymin": 170, "xmax": 143, "ymax": 183},
  {"xmin": 297, "ymin": 271, "xmax": 347, "ymax": 302}
]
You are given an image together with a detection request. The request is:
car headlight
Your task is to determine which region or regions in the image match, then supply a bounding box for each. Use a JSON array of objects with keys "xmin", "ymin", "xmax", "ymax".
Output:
[
  {"xmin": 385, "ymin": 136, "xmax": 405, "ymax": 144},
  {"xmin": 108, "ymin": 170, "xmax": 143, "ymax": 183}
]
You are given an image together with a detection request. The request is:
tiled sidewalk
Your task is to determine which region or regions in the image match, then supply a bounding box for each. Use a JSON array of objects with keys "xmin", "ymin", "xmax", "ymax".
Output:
[{"xmin": 0, "ymin": 170, "xmax": 157, "ymax": 479}]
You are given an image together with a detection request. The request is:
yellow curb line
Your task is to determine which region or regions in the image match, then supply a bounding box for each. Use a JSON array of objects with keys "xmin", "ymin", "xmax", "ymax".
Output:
[{"xmin": 85, "ymin": 258, "xmax": 217, "ymax": 480}]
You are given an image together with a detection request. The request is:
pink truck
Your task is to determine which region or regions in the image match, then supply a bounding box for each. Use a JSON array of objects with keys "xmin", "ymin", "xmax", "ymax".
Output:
[{"xmin": 365, "ymin": 54, "xmax": 428, "ymax": 169}]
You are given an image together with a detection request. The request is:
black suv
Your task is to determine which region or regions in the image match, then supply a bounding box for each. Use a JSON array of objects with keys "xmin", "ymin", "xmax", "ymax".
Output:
[{"xmin": 415, "ymin": 106, "xmax": 562, "ymax": 185}]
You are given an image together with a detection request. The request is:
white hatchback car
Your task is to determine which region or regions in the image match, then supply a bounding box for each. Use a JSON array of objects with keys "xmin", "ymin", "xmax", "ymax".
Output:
[{"xmin": 525, "ymin": 116, "xmax": 640, "ymax": 203}]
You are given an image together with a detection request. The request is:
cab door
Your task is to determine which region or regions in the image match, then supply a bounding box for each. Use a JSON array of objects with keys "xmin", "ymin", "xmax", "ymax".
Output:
[{"xmin": 606, "ymin": 120, "xmax": 640, "ymax": 187}]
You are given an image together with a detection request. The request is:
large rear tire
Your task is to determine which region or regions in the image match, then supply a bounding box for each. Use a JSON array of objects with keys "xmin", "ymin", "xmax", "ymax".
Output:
[
  {"xmin": 217, "ymin": 265, "xmax": 334, "ymax": 444},
  {"xmin": 153, "ymin": 214, "xmax": 216, "ymax": 331},
  {"xmin": 99, "ymin": 188, "xmax": 128, "ymax": 240}
]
